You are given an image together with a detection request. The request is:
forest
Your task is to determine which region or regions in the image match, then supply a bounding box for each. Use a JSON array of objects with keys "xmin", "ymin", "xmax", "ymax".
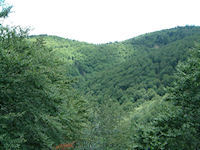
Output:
[{"xmin": 1, "ymin": 1, "xmax": 200, "ymax": 150}]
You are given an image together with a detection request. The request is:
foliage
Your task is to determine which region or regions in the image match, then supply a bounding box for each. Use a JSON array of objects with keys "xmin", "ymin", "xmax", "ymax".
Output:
[
  {"xmin": 0, "ymin": 0, "xmax": 12, "ymax": 19},
  {"xmin": 162, "ymin": 47, "xmax": 200, "ymax": 149},
  {"xmin": 0, "ymin": 27, "xmax": 88, "ymax": 149},
  {"xmin": 128, "ymin": 46, "xmax": 200, "ymax": 149},
  {"xmin": 80, "ymin": 99, "xmax": 131, "ymax": 150},
  {"xmin": 29, "ymin": 27, "xmax": 200, "ymax": 149},
  {"xmin": 82, "ymin": 26, "xmax": 200, "ymax": 104},
  {"xmin": 2, "ymin": 9, "xmax": 200, "ymax": 149}
]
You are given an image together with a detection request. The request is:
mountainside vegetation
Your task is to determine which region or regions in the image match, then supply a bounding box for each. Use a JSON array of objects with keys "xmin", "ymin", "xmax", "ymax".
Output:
[
  {"xmin": 29, "ymin": 26, "xmax": 200, "ymax": 149},
  {"xmin": 36, "ymin": 26, "xmax": 200, "ymax": 104},
  {"xmin": 1, "ymin": 1, "xmax": 200, "ymax": 149}
]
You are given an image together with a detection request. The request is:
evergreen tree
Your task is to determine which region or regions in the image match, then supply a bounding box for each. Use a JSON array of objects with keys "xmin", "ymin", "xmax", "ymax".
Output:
[
  {"xmin": 132, "ymin": 46, "xmax": 200, "ymax": 149},
  {"xmin": 163, "ymin": 46, "xmax": 200, "ymax": 149},
  {"xmin": 0, "ymin": 27, "xmax": 88, "ymax": 149}
]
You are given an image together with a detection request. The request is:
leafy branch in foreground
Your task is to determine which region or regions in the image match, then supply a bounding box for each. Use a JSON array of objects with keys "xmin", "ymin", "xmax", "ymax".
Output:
[{"xmin": 0, "ymin": 27, "xmax": 88, "ymax": 149}]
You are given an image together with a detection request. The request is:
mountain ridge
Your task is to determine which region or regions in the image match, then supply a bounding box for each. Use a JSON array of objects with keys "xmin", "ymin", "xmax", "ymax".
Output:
[{"xmin": 30, "ymin": 26, "xmax": 200, "ymax": 103}]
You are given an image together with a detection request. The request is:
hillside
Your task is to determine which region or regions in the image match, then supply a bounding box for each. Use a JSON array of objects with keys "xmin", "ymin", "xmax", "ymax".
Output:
[
  {"xmin": 83, "ymin": 26, "xmax": 200, "ymax": 103},
  {"xmin": 33, "ymin": 26, "xmax": 200, "ymax": 104},
  {"xmin": 2, "ymin": 24, "xmax": 200, "ymax": 149},
  {"xmin": 2, "ymin": 0, "xmax": 200, "ymax": 148},
  {"xmin": 25, "ymin": 26, "xmax": 200, "ymax": 149}
]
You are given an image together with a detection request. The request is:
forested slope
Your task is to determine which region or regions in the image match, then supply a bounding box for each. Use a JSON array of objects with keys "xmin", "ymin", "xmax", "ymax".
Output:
[
  {"xmin": 35, "ymin": 26, "xmax": 200, "ymax": 104},
  {"xmin": 34, "ymin": 26, "xmax": 200, "ymax": 149},
  {"xmin": 2, "ymin": 9, "xmax": 200, "ymax": 148},
  {"xmin": 84, "ymin": 27, "xmax": 200, "ymax": 103}
]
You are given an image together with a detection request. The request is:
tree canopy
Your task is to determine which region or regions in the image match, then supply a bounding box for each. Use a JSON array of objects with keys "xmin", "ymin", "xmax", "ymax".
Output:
[{"xmin": 0, "ymin": 3, "xmax": 200, "ymax": 148}]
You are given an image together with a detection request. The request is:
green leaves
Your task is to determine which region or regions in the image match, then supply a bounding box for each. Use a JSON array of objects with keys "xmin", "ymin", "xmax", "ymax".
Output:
[
  {"xmin": 2, "ymin": 24, "xmax": 200, "ymax": 149},
  {"xmin": 0, "ymin": 26, "xmax": 89, "ymax": 149},
  {"xmin": 130, "ymin": 46, "xmax": 200, "ymax": 149},
  {"xmin": 0, "ymin": 0, "xmax": 12, "ymax": 19},
  {"xmin": 165, "ymin": 47, "xmax": 200, "ymax": 148}
]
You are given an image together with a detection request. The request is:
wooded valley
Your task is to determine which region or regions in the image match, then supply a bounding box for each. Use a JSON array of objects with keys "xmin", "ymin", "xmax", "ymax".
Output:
[{"xmin": 1, "ymin": 2, "xmax": 200, "ymax": 149}]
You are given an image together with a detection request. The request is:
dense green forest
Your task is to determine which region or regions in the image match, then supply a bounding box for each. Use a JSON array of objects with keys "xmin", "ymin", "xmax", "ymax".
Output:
[{"xmin": 1, "ymin": 1, "xmax": 200, "ymax": 149}]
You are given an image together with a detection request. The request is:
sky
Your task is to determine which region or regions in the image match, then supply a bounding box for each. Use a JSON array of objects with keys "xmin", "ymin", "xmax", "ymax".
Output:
[{"xmin": 3, "ymin": 0, "xmax": 200, "ymax": 44}]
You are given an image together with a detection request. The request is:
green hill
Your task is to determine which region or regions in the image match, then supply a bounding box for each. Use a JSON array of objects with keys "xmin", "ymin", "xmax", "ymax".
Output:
[
  {"xmin": 33, "ymin": 26, "xmax": 200, "ymax": 104},
  {"xmin": 2, "ymin": 2, "xmax": 200, "ymax": 148},
  {"xmin": 83, "ymin": 26, "xmax": 200, "ymax": 103},
  {"xmin": 28, "ymin": 26, "xmax": 200, "ymax": 149}
]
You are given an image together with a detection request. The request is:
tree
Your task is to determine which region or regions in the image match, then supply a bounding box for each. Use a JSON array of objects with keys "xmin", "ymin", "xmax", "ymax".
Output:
[
  {"xmin": 0, "ymin": 27, "xmax": 88, "ymax": 149},
  {"xmin": 164, "ymin": 46, "xmax": 200, "ymax": 148},
  {"xmin": 84, "ymin": 98, "xmax": 131, "ymax": 150},
  {"xmin": 0, "ymin": 0, "xmax": 12, "ymax": 18},
  {"xmin": 131, "ymin": 46, "xmax": 200, "ymax": 149}
]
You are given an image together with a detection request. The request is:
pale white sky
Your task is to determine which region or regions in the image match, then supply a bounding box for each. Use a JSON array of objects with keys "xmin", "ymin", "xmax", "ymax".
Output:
[{"xmin": 3, "ymin": 0, "xmax": 200, "ymax": 43}]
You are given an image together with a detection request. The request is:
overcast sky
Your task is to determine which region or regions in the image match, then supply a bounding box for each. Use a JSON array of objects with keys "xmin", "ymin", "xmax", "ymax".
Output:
[{"xmin": 3, "ymin": 0, "xmax": 200, "ymax": 43}]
